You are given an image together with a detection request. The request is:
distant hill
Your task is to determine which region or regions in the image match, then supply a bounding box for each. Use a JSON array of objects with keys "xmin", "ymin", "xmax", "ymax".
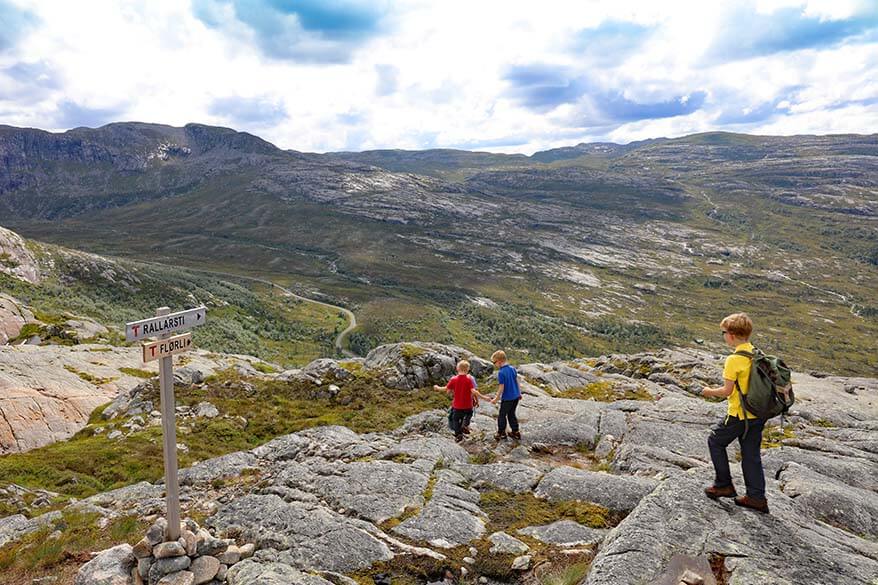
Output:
[{"xmin": 1, "ymin": 123, "xmax": 876, "ymax": 374}]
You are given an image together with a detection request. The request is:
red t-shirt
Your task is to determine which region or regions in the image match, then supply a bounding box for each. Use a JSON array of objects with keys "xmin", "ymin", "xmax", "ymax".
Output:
[{"xmin": 447, "ymin": 374, "xmax": 475, "ymax": 409}]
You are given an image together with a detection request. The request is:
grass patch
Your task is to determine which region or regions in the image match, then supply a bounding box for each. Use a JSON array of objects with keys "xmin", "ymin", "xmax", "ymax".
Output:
[
  {"xmin": 555, "ymin": 381, "xmax": 652, "ymax": 402},
  {"xmin": 468, "ymin": 450, "xmax": 498, "ymax": 465},
  {"xmin": 0, "ymin": 375, "xmax": 448, "ymax": 498},
  {"xmin": 479, "ymin": 490, "xmax": 622, "ymax": 531},
  {"xmin": 118, "ymin": 367, "xmax": 155, "ymax": 379},
  {"xmin": 251, "ymin": 361, "xmax": 278, "ymax": 374},
  {"xmin": 761, "ymin": 424, "xmax": 796, "ymax": 449},
  {"xmin": 63, "ymin": 365, "xmax": 116, "ymax": 385},
  {"xmin": 0, "ymin": 509, "xmax": 147, "ymax": 583},
  {"xmin": 812, "ymin": 419, "xmax": 836, "ymax": 428},
  {"xmin": 541, "ymin": 561, "xmax": 591, "ymax": 585}
]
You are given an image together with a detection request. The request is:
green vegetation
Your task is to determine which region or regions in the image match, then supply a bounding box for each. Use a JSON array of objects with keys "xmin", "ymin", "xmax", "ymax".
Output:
[
  {"xmin": 554, "ymin": 381, "xmax": 652, "ymax": 402},
  {"xmin": 479, "ymin": 490, "xmax": 621, "ymax": 531},
  {"xmin": 761, "ymin": 425, "xmax": 797, "ymax": 449},
  {"xmin": 0, "ymin": 372, "xmax": 448, "ymax": 498},
  {"xmin": 118, "ymin": 367, "xmax": 155, "ymax": 379},
  {"xmin": 0, "ymin": 252, "xmax": 18, "ymax": 269},
  {"xmin": 63, "ymin": 365, "xmax": 116, "ymax": 386},
  {"xmin": 0, "ymin": 509, "xmax": 146, "ymax": 584},
  {"xmin": 541, "ymin": 562, "xmax": 591, "ymax": 585}
]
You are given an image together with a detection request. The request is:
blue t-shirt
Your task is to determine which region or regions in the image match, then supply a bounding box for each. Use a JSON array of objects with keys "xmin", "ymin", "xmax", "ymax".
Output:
[{"xmin": 497, "ymin": 364, "xmax": 521, "ymax": 401}]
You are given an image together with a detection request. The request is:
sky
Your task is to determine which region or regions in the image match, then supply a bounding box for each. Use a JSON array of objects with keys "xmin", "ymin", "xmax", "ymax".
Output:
[{"xmin": 0, "ymin": 0, "xmax": 876, "ymax": 154}]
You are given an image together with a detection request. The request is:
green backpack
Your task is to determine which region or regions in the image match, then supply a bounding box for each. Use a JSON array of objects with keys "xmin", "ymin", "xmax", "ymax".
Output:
[{"xmin": 734, "ymin": 348, "xmax": 795, "ymax": 420}]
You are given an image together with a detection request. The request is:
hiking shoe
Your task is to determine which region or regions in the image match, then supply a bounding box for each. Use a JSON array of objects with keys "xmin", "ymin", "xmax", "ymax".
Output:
[
  {"xmin": 735, "ymin": 496, "xmax": 769, "ymax": 514},
  {"xmin": 510, "ymin": 430, "xmax": 521, "ymax": 441},
  {"xmin": 462, "ymin": 426, "xmax": 471, "ymax": 435},
  {"xmin": 704, "ymin": 485, "xmax": 737, "ymax": 500},
  {"xmin": 494, "ymin": 432, "xmax": 507, "ymax": 441},
  {"xmin": 454, "ymin": 434, "xmax": 464, "ymax": 443}
]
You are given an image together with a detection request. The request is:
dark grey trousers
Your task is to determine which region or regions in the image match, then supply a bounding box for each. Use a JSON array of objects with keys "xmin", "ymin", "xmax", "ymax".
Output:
[{"xmin": 708, "ymin": 415, "xmax": 766, "ymax": 499}]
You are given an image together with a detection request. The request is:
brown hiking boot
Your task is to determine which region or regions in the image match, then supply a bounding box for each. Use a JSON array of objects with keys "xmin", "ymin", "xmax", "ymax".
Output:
[
  {"xmin": 735, "ymin": 495, "xmax": 769, "ymax": 513},
  {"xmin": 510, "ymin": 430, "xmax": 521, "ymax": 441},
  {"xmin": 704, "ymin": 485, "xmax": 737, "ymax": 500},
  {"xmin": 494, "ymin": 432, "xmax": 507, "ymax": 441},
  {"xmin": 462, "ymin": 426, "xmax": 471, "ymax": 435},
  {"xmin": 454, "ymin": 434, "xmax": 464, "ymax": 443}
]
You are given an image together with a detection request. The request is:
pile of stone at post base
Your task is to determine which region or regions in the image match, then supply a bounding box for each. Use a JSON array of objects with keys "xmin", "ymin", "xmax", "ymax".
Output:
[
  {"xmin": 75, "ymin": 516, "xmax": 254, "ymax": 585},
  {"xmin": 132, "ymin": 518, "xmax": 254, "ymax": 585}
]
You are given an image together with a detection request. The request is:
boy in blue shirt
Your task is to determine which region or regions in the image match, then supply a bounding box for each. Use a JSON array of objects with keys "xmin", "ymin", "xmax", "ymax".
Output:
[{"xmin": 489, "ymin": 350, "xmax": 522, "ymax": 441}]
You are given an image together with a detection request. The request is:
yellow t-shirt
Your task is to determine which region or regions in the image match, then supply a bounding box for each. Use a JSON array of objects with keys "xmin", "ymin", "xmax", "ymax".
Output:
[{"xmin": 724, "ymin": 342, "xmax": 757, "ymax": 419}]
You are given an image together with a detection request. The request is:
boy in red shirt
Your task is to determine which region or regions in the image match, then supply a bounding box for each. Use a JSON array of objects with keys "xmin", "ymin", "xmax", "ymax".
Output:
[{"xmin": 434, "ymin": 360, "xmax": 481, "ymax": 443}]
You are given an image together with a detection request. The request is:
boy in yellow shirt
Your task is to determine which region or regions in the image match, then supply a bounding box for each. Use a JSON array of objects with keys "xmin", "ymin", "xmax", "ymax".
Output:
[{"xmin": 701, "ymin": 312, "xmax": 769, "ymax": 513}]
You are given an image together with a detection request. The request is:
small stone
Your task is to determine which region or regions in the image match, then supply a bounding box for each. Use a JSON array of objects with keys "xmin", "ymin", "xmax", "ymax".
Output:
[
  {"xmin": 154, "ymin": 541, "xmax": 187, "ymax": 559},
  {"xmin": 147, "ymin": 518, "xmax": 168, "ymax": 545},
  {"xmin": 216, "ymin": 565, "xmax": 228, "ymax": 581},
  {"xmin": 216, "ymin": 544, "xmax": 240, "ymax": 565},
  {"xmin": 197, "ymin": 537, "xmax": 229, "ymax": 557},
  {"xmin": 479, "ymin": 578, "xmax": 488, "ymax": 584},
  {"xmin": 463, "ymin": 557, "xmax": 476, "ymax": 564},
  {"xmin": 184, "ymin": 518, "xmax": 200, "ymax": 533},
  {"xmin": 238, "ymin": 543, "xmax": 255, "ymax": 559},
  {"xmin": 138, "ymin": 557, "xmax": 152, "ymax": 578},
  {"xmin": 680, "ymin": 569, "xmax": 704, "ymax": 585},
  {"xmin": 460, "ymin": 566, "xmax": 469, "ymax": 577},
  {"xmin": 133, "ymin": 537, "xmax": 153, "ymax": 558},
  {"xmin": 149, "ymin": 556, "xmax": 191, "ymax": 581},
  {"xmin": 182, "ymin": 530, "xmax": 198, "ymax": 556},
  {"xmin": 489, "ymin": 532, "xmax": 530, "ymax": 555},
  {"xmin": 468, "ymin": 547, "xmax": 478, "ymax": 557},
  {"xmin": 511, "ymin": 555, "xmax": 531, "ymax": 571},
  {"xmin": 190, "ymin": 555, "xmax": 220, "ymax": 584},
  {"xmin": 108, "ymin": 430, "xmax": 123, "ymax": 440},
  {"xmin": 157, "ymin": 570, "xmax": 195, "ymax": 585},
  {"xmin": 195, "ymin": 402, "xmax": 220, "ymax": 418},
  {"xmin": 132, "ymin": 567, "xmax": 143, "ymax": 585}
]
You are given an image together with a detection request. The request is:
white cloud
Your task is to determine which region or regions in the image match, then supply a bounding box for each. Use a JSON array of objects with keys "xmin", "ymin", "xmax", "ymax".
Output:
[{"xmin": 0, "ymin": 0, "xmax": 874, "ymax": 153}]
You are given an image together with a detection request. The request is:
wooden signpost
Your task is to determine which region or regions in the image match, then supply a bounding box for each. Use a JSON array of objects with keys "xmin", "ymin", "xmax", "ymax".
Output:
[{"xmin": 126, "ymin": 306, "xmax": 206, "ymax": 541}]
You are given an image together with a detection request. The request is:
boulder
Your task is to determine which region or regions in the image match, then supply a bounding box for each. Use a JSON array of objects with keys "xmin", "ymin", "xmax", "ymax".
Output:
[
  {"xmin": 0, "ymin": 293, "xmax": 33, "ymax": 344},
  {"xmin": 364, "ymin": 343, "xmax": 492, "ymax": 390},
  {"xmin": 778, "ymin": 462, "xmax": 878, "ymax": 538},
  {"xmin": 535, "ymin": 467, "xmax": 658, "ymax": 514},
  {"xmin": 583, "ymin": 470, "xmax": 878, "ymax": 585},
  {"xmin": 517, "ymin": 362, "xmax": 599, "ymax": 392},
  {"xmin": 226, "ymin": 559, "xmax": 335, "ymax": 585},
  {"xmin": 451, "ymin": 463, "xmax": 543, "ymax": 493},
  {"xmin": 179, "ymin": 452, "xmax": 259, "ymax": 486},
  {"xmin": 207, "ymin": 494, "xmax": 392, "ymax": 572},
  {"xmin": 273, "ymin": 459, "xmax": 429, "ymax": 524},
  {"xmin": 74, "ymin": 544, "xmax": 135, "ymax": 585},
  {"xmin": 518, "ymin": 520, "xmax": 607, "ymax": 547},
  {"xmin": 488, "ymin": 532, "xmax": 529, "ymax": 555}
]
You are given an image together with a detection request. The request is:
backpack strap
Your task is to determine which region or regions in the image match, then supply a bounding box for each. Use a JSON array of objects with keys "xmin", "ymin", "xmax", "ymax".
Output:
[{"xmin": 733, "ymin": 350, "xmax": 755, "ymax": 437}]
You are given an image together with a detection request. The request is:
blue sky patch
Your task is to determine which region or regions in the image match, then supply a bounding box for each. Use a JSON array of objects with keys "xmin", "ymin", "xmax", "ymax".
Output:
[
  {"xmin": 708, "ymin": 5, "xmax": 878, "ymax": 62},
  {"xmin": 571, "ymin": 20, "xmax": 655, "ymax": 65},
  {"xmin": 0, "ymin": 0, "xmax": 37, "ymax": 51},
  {"xmin": 193, "ymin": 0, "xmax": 389, "ymax": 63},
  {"xmin": 52, "ymin": 101, "xmax": 128, "ymax": 129},
  {"xmin": 209, "ymin": 95, "xmax": 288, "ymax": 127}
]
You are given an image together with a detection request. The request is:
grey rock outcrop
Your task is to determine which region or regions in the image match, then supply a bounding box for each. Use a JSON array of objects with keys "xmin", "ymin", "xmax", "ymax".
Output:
[
  {"xmin": 517, "ymin": 520, "xmax": 606, "ymax": 547},
  {"xmin": 364, "ymin": 343, "xmax": 492, "ymax": 390},
  {"xmin": 536, "ymin": 466, "xmax": 659, "ymax": 514},
  {"xmin": 208, "ymin": 494, "xmax": 393, "ymax": 572},
  {"xmin": 73, "ymin": 544, "xmax": 135, "ymax": 585}
]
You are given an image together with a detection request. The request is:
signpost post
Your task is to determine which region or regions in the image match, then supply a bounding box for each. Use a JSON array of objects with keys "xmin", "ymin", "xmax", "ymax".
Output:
[{"xmin": 126, "ymin": 306, "xmax": 206, "ymax": 542}]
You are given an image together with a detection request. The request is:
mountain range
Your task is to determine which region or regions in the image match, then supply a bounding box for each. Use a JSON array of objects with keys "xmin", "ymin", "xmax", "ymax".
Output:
[{"xmin": 1, "ymin": 122, "xmax": 876, "ymax": 374}]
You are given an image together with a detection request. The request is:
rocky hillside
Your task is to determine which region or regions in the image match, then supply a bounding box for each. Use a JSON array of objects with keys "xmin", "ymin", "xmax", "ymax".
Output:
[
  {"xmin": 0, "ymin": 225, "xmax": 352, "ymax": 455},
  {"xmin": 1, "ymin": 342, "xmax": 875, "ymax": 584},
  {"xmin": 1, "ymin": 124, "xmax": 876, "ymax": 376}
]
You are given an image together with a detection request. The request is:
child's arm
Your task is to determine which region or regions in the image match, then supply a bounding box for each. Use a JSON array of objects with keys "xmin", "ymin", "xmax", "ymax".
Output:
[
  {"xmin": 701, "ymin": 379, "xmax": 735, "ymax": 398},
  {"xmin": 433, "ymin": 383, "xmax": 452, "ymax": 394},
  {"xmin": 492, "ymin": 384, "xmax": 504, "ymax": 404}
]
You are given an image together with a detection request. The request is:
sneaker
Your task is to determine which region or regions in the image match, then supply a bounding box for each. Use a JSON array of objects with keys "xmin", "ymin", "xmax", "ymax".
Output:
[
  {"xmin": 734, "ymin": 495, "xmax": 769, "ymax": 514},
  {"xmin": 454, "ymin": 434, "xmax": 464, "ymax": 443},
  {"xmin": 510, "ymin": 430, "xmax": 521, "ymax": 441},
  {"xmin": 462, "ymin": 426, "xmax": 471, "ymax": 435},
  {"xmin": 704, "ymin": 485, "xmax": 737, "ymax": 500},
  {"xmin": 494, "ymin": 432, "xmax": 507, "ymax": 441}
]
